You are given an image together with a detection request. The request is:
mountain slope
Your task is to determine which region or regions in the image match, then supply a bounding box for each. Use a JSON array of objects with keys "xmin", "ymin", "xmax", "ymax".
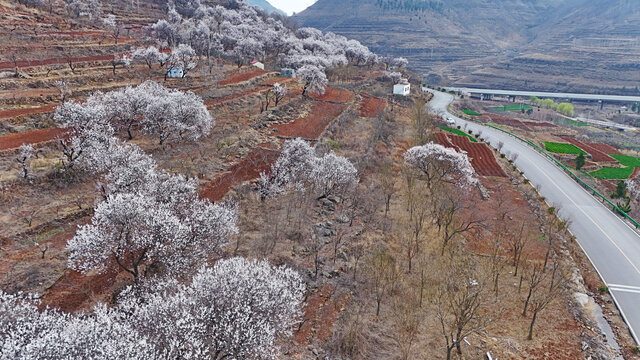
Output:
[
  {"xmin": 295, "ymin": 0, "xmax": 640, "ymax": 93},
  {"xmin": 247, "ymin": 0, "xmax": 286, "ymax": 15}
]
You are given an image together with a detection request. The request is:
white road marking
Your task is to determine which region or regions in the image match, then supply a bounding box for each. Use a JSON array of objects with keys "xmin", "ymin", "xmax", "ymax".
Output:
[
  {"xmin": 609, "ymin": 287, "xmax": 640, "ymax": 295},
  {"xmin": 609, "ymin": 284, "xmax": 640, "ymax": 291}
]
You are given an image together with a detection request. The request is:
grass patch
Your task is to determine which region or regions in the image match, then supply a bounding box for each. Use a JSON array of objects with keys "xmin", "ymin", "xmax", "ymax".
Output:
[
  {"xmin": 439, "ymin": 126, "xmax": 477, "ymax": 142},
  {"xmin": 489, "ymin": 104, "xmax": 532, "ymax": 112},
  {"xmin": 544, "ymin": 142, "xmax": 586, "ymax": 155},
  {"xmin": 37, "ymin": 228, "xmax": 63, "ymax": 242},
  {"xmin": 610, "ymin": 154, "xmax": 640, "ymax": 168},
  {"xmin": 589, "ymin": 167, "xmax": 634, "ymax": 179},
  {"xmin": 462, "ymin": 109, "xmax": 481, "ymax": 116},
  {"xmin": 553, "ymin": 118, "xmax": 588, "ymax": 127}
]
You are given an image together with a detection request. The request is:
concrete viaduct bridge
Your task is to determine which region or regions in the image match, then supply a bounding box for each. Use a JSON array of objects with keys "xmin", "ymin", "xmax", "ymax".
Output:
[{"xmin": 445, "ymin": 87, "xmax": 640, "ymax": 110}]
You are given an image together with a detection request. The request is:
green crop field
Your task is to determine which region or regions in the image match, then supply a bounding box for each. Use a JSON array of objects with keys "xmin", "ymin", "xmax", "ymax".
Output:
[
  {"xmin": 462, "ymin": 109, "xmax": 481, "ymax": 116},
  {"xmin": 610, "ymin": 154, "xmax": 640, "ymax": 168},
  {"xmin": 553, "ymin": 118, "xmax": 588, "ymax": 127},
  {"xmin": 589, "ymin": 167, "xmax": 634, "ymax": 179},
  {"xmin": 439, "ymin": 126, "xmax": 477, "ymax": 142},
  {"xmin": 544, "ymin": 142, "xmax": 586, "ymax": 155},
  {"xmin": 489, "ymin": 105, "xmax": 532, "ymax": 112}
]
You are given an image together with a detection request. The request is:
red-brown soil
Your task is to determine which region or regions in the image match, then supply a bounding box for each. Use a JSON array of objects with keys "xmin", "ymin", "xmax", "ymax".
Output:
[
  {"xmin": 0, "ymin": 127, "xmax": 69, "ymax": 151},
  {"xmin": 294, "ymin": 284, "xmax": 349, "ymax": 345},
  {"xmin": 585, "ymin": 142, "xmax": 621, "ymax": 155},
  {"xmin": 483, "ymin": 114, "xmax": 532, "ymax": 131},
  {"xmin": 436, "ymin": 132, "xmax": 507, "ymax": 177},
  {"xmin": 217, "ymin": 69, "xmax": 271, "ymax": 86},
  {"xmin": 359, "ymin": 93, "xmax": 386, "ymax": 117},
  {"xmin": 41, "ymin": 269, "xmax": 119, "ymax": 313},
  {"xmin": 560, "ymin": 137, "xmax": 616, "ymax": 162},
  {"xmin": 200, "ymin": 148, "xmax": 280, "ymax": 202},
  {"xmin": 564, "ymin": 159, "xmax": 597, "ymax": 169},
  {"xmin": 262, "ymin": 76, "xmax": 289, "ymax": 86},
  {"xmin": 308, "ymin": 87, "xmax": 355, "ymax": 104},
  {"xmin": 0, "ymin": 104, "xmax": 57, "ymax": 119},
  {"xmin": 523, "ymin": 120, "xmax": 557, "ymax": 128},
  {"xmin": 272, "ymin": 102, "xmax": 348, "ymax": 139}
]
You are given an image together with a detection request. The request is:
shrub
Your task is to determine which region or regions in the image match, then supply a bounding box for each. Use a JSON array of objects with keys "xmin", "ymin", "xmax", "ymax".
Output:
[
  {"xmin": 326, "ymin": 139, "xmax": 341, "ymax": 150},
  {"xmin": 598, "ymin": 285, "xmax": 609, "ymax": 293}
]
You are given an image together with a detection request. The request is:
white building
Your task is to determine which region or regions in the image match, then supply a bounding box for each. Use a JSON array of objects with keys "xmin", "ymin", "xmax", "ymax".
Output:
[
  {"xmin": 251, "ymin": 60, "xmax": 265, "ymax": 70},
  {"xmin": 393, "ymin": 81, "xmax": 411, "ymax": 96}
]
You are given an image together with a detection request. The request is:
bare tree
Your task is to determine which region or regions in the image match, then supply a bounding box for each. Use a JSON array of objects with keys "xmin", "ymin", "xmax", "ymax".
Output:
[
  {"xmin": 488, "ymin": 232, "xmax": 507, "ymax": 298},
  {"xmin": 522, "ymin": 262, "xmax": 545, "ymax": 316},
  {"xmin": 63, "ymin": 50, "xmax": 76, "ymax": 74},
  {"xmin": 507, "ymin": 221, "xmax": 529, "ymax": 277},
  {"xmin": 433, "ymin": 192, "xmax": 484, "ymax": 255},
  {"xmin": 433, "ymin": 254, "xmax": 486, "ymax": 360},
  {"xmin": 390, "ymin": 297, "xmax": 421, "ymax": 360},
  {"xmin": 526, "ymin": 260, "xmax": 566, "ymax": 340},
  {"xmin": 377, "ymin": 160, "xmax": 397, "ymax": 218},
  {"xmin": 365, "ymin": 248, "xmax": 397, "ymax": 316},
  {"xmin": 412, "ymin": 98, "xmax": 430, "ymax": 145},
  {"xmin": 405, "ymin": 191, "xmax": 430, "ymax": 271}
]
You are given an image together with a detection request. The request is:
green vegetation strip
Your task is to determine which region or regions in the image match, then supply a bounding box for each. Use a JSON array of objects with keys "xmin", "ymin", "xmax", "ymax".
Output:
[
  {"xmin": 462, "ymin": 109, "xmax": 481, "ymax": 116},
  {"xmin": 446, "ymin": 105, "xmax": 640, "ymax": 229},
  {"xmin": 610, "ymin": 154, "xmax": 640, "ymax": 168},
  {"xmin": 439, "ymin": 126, "xmax": 477, "ymax": 142},
  {"xmin": 589, "ymin": 167, "xmax": 634, "ymax": 180},
  {"xmin": 553, "ymin": 118, "xmax": 588, "ymax": 127},
  {"xmin": 489, "ymin": 105, "xmax": 532, "ymax": 112},
  {"xmin": 544, "ymin": 142, "xmax": 586, "ymax": 155}
]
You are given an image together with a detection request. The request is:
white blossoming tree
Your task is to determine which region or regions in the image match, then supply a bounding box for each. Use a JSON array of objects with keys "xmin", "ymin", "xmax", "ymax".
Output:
[
  {"xmin": 117, "ymin": 258, "xmax": 305, "ymax": 359},
  {"xmin": 297, "ymin": 64, "xmax": 328, "ymax": 96},
  {"xmin": 0, "ymin": 292, "xmax": 158, "ymax": 359},
  {"xmin": 272, "ymin": 82, "xmax": 287, "ymax": 106},
  {"xmin": 404, "ymin": 142, "xmax": 478, "ymax": 189},
  {"xmin": 53, "ymin": 100, "xmax": 113, "ymax": 170},
  {"xmin": 16, "ymin": 144, "xmax": 34, "ymax": 179},
  {"xmin": 66, "ymin": 185, "xmax": 238, "ymax": 282},
  {"xmin": 259, "ymin": 138, "xmax": 358, "ymax": 200}
]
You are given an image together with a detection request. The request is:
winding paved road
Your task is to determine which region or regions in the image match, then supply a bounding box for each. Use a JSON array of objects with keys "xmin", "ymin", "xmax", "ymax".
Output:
[{"xmin": 426, "ymin": 89, "xmax": 640, "ymax": 345}]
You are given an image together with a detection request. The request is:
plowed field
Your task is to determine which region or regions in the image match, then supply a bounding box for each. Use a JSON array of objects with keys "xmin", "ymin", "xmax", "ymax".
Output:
[
  {"xmin": 560, "ymin": 137, "xmax": 616, "ymax": 162},
  {"xmin": 359, "ymin": 94, "xmax": 386, "ymax": 117},
  {"xmin": 436, "ymin": 132, "xmax": 507, "ymax": 177},
  {"xmin": 0, "ymin": 104, "xmax": 57, "ymax": 119},
  {"xmin": 308, "ymin": 87, "xmax": 354, "ymax": 104},
  {"xmin": 200, "ymin": 148, "xmax": 279, "ymax": 202},
  {"xmin": 485, "ymin": 115, "xmax": 532, "ymax": 131},
  {"xmin": 0, "ymin": 127, "xmax": 69, "ymax": 151},
  {"xmin": 217, "ymin": 69, "xmax": 270, "ymax": 86},
  {"xmin": 585, "ymin": 142, "xmax": 621, "ymax": 155},
  {"xmin": 272, "ymin": 101, "xmax": 347, "ymax": 139}
]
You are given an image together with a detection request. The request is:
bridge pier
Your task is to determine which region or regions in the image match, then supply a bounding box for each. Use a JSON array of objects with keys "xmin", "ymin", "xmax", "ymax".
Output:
[{"xmin": 599, "ymin": 100, "xmax": 604, "ymax": 110}]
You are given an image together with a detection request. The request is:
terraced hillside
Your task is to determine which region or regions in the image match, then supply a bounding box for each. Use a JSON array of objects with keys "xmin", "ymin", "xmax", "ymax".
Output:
[{"xmin": 295, "ymin": 0, "xmax": 640, "ymax": 94}]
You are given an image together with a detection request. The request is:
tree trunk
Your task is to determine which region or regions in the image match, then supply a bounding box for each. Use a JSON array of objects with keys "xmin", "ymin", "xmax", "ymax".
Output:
[
  {"xmin": 527, "ymin": 311, "xmax": 538, "ymax": 340},
  {"xmin": 523, "ymin": 288, "xmax": 533, "ymax": 316}
]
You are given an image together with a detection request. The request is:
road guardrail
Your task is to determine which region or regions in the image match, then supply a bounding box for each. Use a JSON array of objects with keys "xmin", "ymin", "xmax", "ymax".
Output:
[{"xmin": 446, "ymin": 106, "xmax": 640, "ymax": 229}]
